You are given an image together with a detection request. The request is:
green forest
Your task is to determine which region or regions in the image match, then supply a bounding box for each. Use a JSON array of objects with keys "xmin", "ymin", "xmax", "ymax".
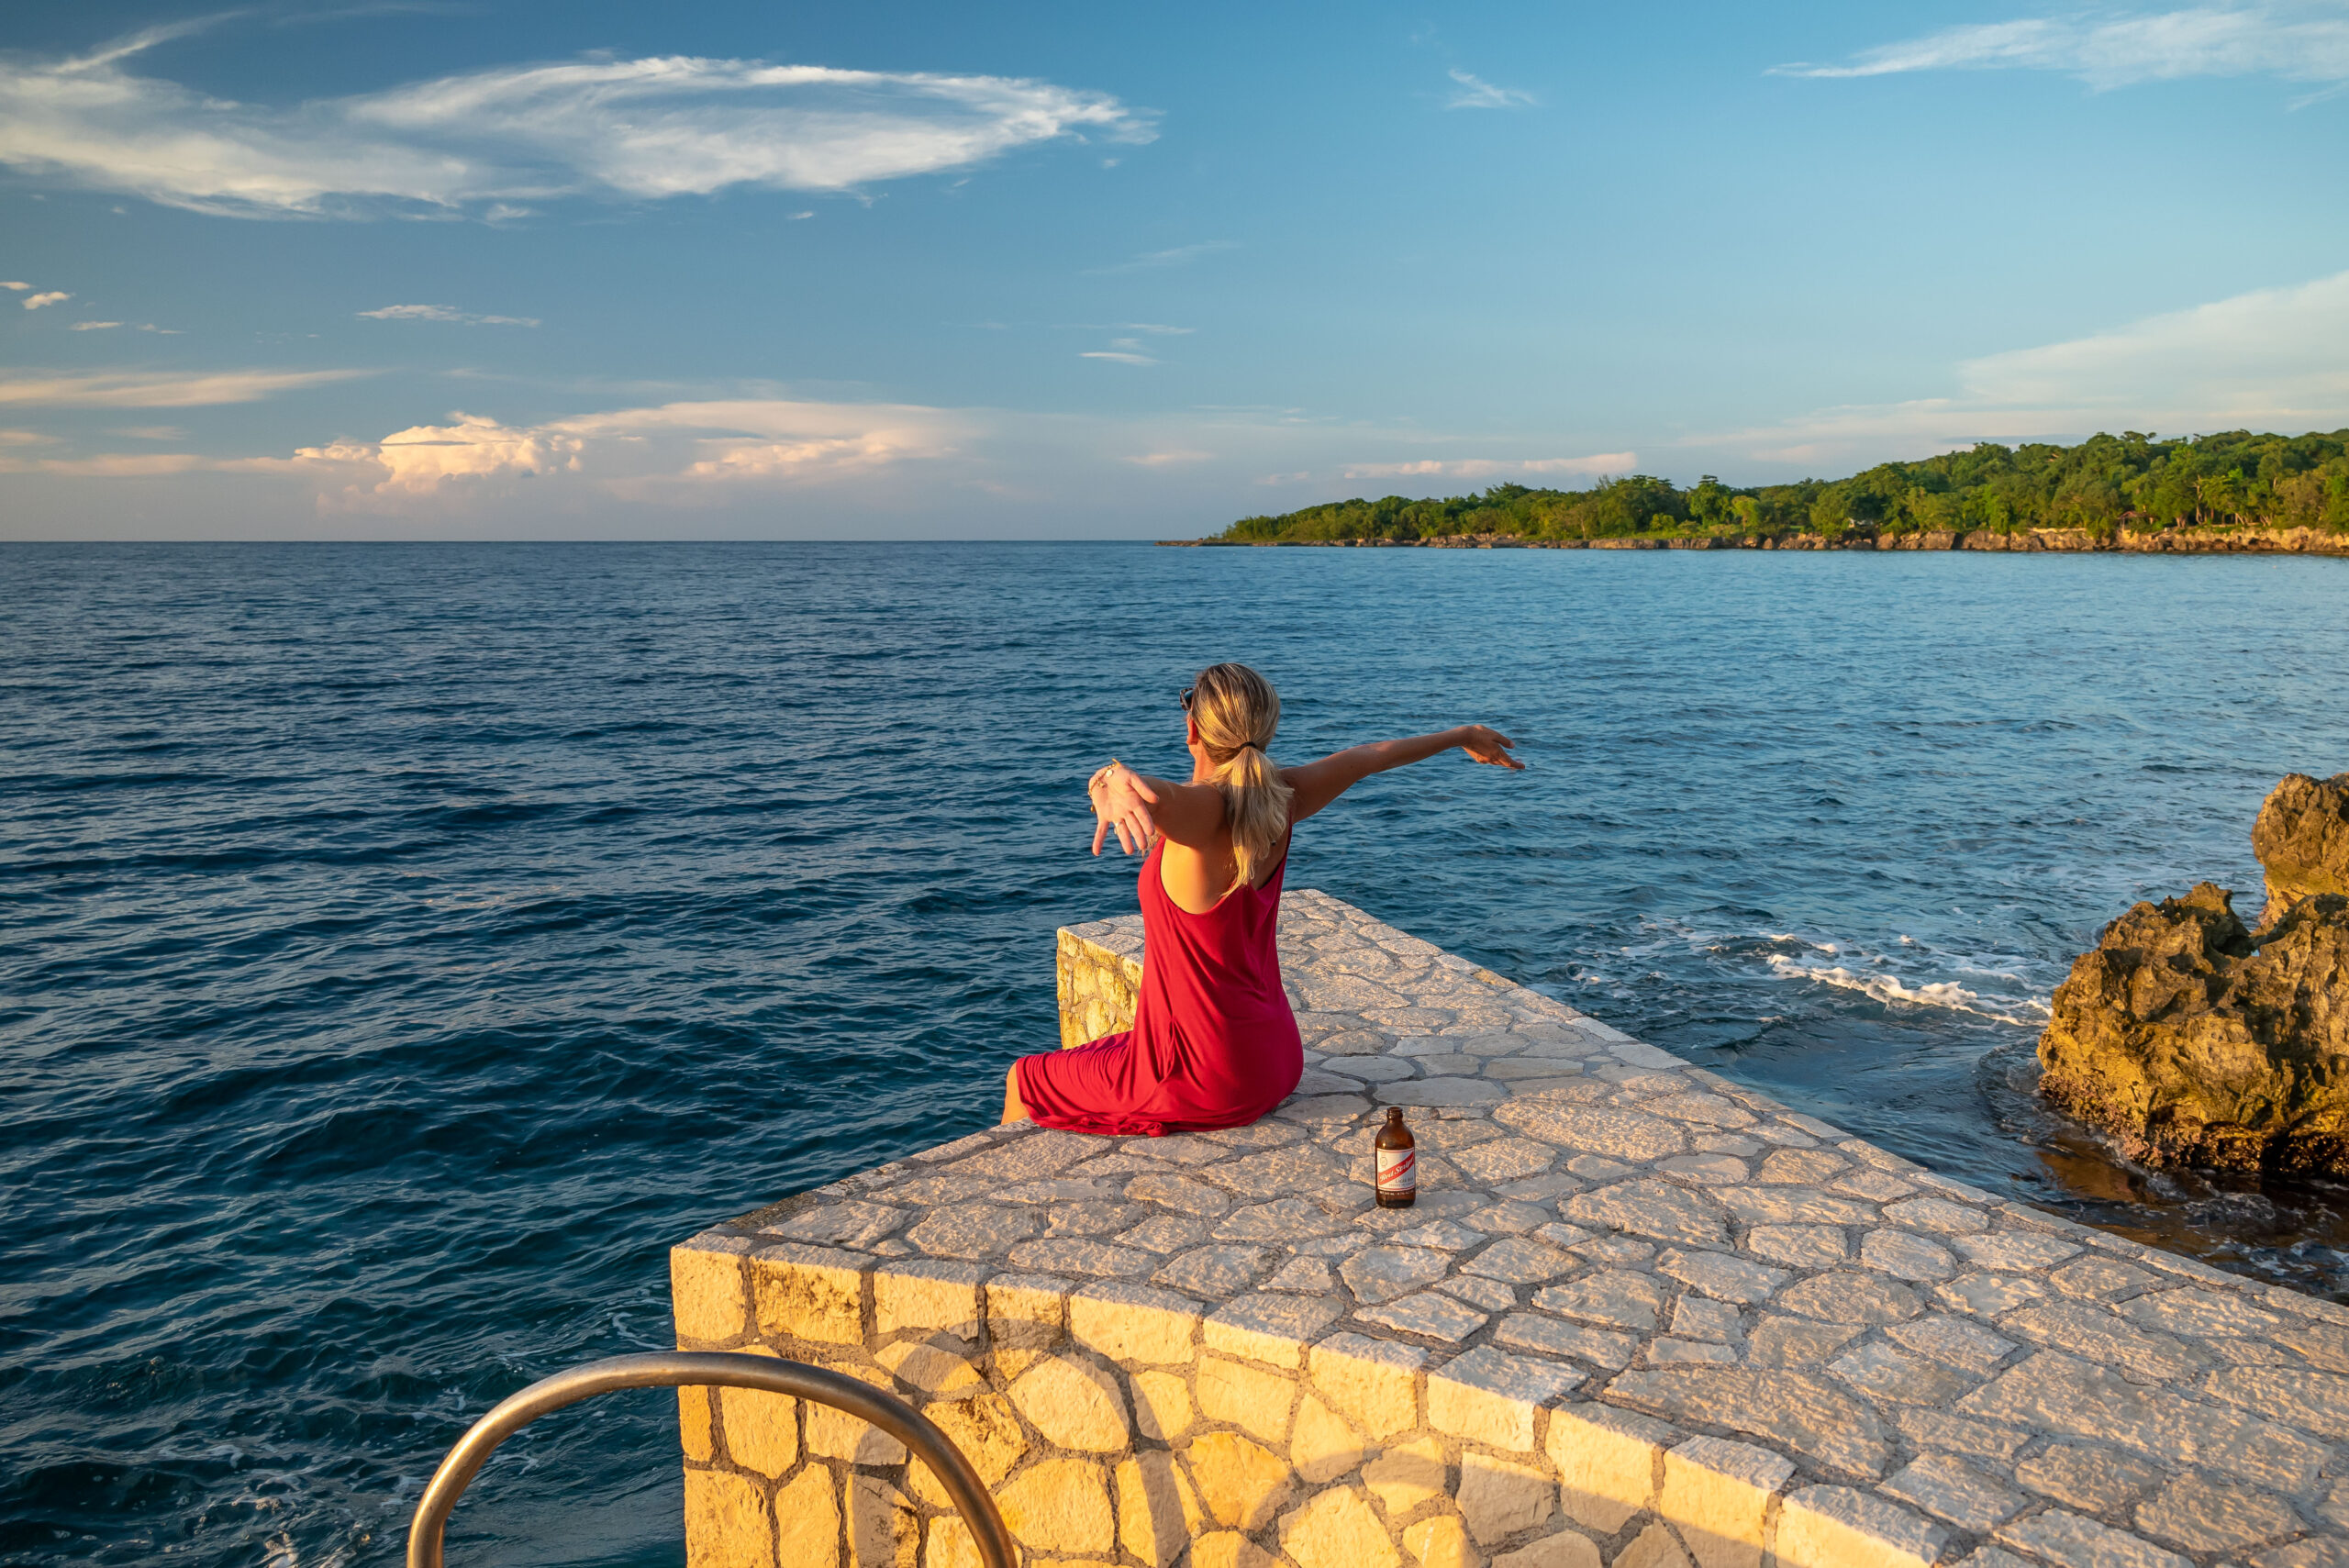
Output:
[{"xmin": 1212, "ymin": 428, "xmax": 2349, "ymax": 544}]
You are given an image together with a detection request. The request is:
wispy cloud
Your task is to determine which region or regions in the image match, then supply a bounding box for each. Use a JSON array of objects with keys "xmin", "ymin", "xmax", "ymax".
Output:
[
  {"xmin": 1085, "ymin": 240, "xmax": 1237, "ymax": 274},
  {"xmin": 1697, "ymin": 267, "xmax": 2349, "ymax": 462},
  {"xmin": 0, "ymin": 368, "xmax": 368, "ymax": 406},
  {"xmin": 23, "ymin": 291, "xmax": 71, "ymax": 309},
  {"xmin": 1082, "ymin": 334, "xmax": 1163, "ymax": 365},
  {"xmin": 0, "ymin": 31, "xmax": 1156, "ymax": 218},
  {"xmin": 359, "ymin": 304, "xmax": 541, "ymax": 326},
  {"xmin": 68, "ymin": 319, "xmax": 122, "ymax": 330},
  {"xmin": 1122, "ymin": 450, "xmax": 1212, "ymax": 466},
  {"xmin": 0, "ymin": 281, "xmax": 29, "ymax": 291},
  {"xmin": 1445, "ymin": 68, "xmax": 1538, "ymax": 108},
  {"xmin": 1342, "ymin": 453, "xmax": 1633, "ymax": 480},
  {"xmin": 1774, "ymin": 4, "xmax": 2349, "ymax": 90}
]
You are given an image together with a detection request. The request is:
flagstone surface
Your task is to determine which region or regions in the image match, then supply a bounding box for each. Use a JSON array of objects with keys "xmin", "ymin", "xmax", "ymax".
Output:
[{"xmin": 674, "ymin": 890, "xmax": 2349, "ymax": 1568}]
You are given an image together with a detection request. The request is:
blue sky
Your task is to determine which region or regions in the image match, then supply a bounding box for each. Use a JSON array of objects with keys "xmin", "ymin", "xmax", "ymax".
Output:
[{"xmin": 3, "ymin": 0, "xmax": 2345, "ymax": 538}]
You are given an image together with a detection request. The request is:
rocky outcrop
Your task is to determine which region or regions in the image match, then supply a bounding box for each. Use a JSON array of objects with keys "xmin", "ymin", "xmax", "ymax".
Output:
[
  {"xmin": 2253, "ymin": 771, "xmax": 2349, "ymax": 926},
  {"xmin": 2038, "ymin": 882, "xmax": 2349, "ymax": 1173}
]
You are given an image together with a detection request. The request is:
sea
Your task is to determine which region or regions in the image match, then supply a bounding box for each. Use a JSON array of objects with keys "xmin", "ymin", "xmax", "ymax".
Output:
[{"xmin": 5, "ymin": 541, "xmax": 2347, "ymax": 1568}]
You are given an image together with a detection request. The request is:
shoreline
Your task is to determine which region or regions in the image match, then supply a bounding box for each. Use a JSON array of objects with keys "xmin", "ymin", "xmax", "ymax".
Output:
[{"xmin": 1162, "ymin": 525, "xmax": 2349, "ymax": 555}]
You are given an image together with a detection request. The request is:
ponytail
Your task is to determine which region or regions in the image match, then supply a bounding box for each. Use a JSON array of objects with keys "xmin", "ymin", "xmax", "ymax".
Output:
[{"xmin": 1189, "ymin": 663, "xmax": 1296, "ymax": 893}]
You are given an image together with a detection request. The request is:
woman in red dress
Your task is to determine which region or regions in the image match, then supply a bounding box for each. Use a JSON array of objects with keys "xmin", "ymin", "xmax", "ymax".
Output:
[{"xmin": 1004, "ymin": 662, "xmax": 1523, "ymax": 1136}]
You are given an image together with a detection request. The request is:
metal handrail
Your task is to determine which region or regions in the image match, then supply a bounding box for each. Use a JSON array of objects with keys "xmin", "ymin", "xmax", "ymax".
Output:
[{"xmin": 406, "ymin": 1351, "xmax": 1018, "ymax": 1568}]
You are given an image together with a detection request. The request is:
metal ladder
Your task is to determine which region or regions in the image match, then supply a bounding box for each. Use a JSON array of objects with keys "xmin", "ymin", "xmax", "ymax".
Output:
[{"xmin": 405, "ymin": 1351, "xmax": 1018, "ymax": 1568}]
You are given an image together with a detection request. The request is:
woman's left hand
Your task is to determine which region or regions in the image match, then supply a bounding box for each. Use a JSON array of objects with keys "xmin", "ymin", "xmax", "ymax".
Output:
[
  {"xmin": 1459, "ymin": 726, "xmax": 1525, "ymax": 769},
  {"xmin": 1090, "ymin": 762, "xmax": 1162, "ymax": 855}
]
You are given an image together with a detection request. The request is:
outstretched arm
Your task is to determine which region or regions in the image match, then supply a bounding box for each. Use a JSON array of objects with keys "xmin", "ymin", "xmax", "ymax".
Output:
[
  {"xmin": 1086, "ymin": 762, "xmax": 1229, "ymax": 856},
  {"xmin": 1281, "ymin": 725, "xmax": 1521, "ymax": 824}
]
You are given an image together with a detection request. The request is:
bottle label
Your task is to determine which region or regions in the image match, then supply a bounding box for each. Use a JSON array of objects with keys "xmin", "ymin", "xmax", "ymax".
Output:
[{"xmin": 1375, "ymin": 1148, "xmax": 1416, "ymax": 1195}]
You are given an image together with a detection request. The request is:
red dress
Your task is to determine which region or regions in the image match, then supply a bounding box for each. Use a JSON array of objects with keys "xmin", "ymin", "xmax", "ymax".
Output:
[{"xmin": 1017, "ymin": 838, "xmax": 1303, "ymax": 1136}]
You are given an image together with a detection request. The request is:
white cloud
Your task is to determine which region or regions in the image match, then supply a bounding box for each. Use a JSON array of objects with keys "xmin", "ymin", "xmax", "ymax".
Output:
[
  {"xmin": 1697, "ymin": 267, "xmax": 2349, "ymax": 463},
  {"xmin": 1445, "ymin": 69, "xmax": 1539, "ymax": 108},
  {"xmin": 69, "ymin": 319, "xmax": 122, "ymax": 330},
  {"xmin": 0, "ymin": 368, "xmax": 367, "ymax": 406},
  {"xmin": 1082, "ymin": 350, "xmax": 1159, "ymax": 365},
  {"xmin": 0, "ymin": 428, "xmax": 55, "ymax": 446},
  {"xmin": 0, "ymin": 33, "xmax": 1154, "ymax": 218},
  {"xmin": 1342, "ymin": 453, "xmax": 1634, "ymax": 480},
  {"xmin": 1775, "ymin": 4, "xmax": 2349, "ymax": 90},
  {"xmin": 272, "ymin": 398, "xmax": 974, "ymax": 510},
  {"xmin": 0, "ymin": 281, "xmax": 29, "ymax": 291},
  {"xmin": 1085, "ymin": 240, "xmax": 1237, "ymax": 274},
  {"xmin": 24, "ymin": 291, "xmax": 70, "ymax": 309},
  {"xmin": 0, "ymin": 387, "xmax": 1656, "ymax": 532},
  {"xmin": 359, "ymin": 304, "xmax": 541, "ymax": 326}
]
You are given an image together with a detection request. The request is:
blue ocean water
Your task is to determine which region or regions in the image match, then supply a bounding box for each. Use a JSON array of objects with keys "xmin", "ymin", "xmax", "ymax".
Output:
[{"xmin": 4, "ymin": 541, "xmax": 2347, "ymax": 1568}]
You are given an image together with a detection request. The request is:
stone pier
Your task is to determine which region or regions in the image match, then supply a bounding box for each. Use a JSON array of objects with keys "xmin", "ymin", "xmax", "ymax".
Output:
[{"xmin": 672, "ymin": 890, "xmax": 2349, "ymax": 1568}]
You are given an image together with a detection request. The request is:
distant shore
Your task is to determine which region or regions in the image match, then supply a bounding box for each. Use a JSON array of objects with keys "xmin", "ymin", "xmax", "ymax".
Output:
[{"xmin": 1163, "ymin": 524, "xmax": 2349, "ymax": 555}]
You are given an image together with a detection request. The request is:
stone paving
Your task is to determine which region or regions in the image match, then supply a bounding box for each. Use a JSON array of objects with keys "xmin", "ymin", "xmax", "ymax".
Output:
[{"xmin": 672, "ymin": 890, "xmax": 2349, "ymax": 1568}]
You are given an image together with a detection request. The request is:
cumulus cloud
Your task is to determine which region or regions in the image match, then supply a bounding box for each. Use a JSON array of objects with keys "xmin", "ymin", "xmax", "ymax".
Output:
[
  {"xmin": 24, "ymin": 291, "xmax": 70, "ymax": 309},
  {"xmin": 250, "ymin": 398, "xmax": 973, "ymax": 510},
  {"xmin": 1775, "ymin": 4, "xmax": 2349, "ymax": 90},
  {"xmin": 1697, "ymin": 267, "xmax": 2349, "ymax": 462},
  {"xmin": 1445, "ymin": 69, "xmax": 1538, "ymax": 108},
  {"xmin": 1, "ymin": 384, "xmax": 1659, "ymax": 530},
  {"xmin": 0, "ymin": 31, "xmax": 1154, "ymax": 218},
  {"xmin": 1342, "ymin": 453, "xmax": 1635, "ymax": 480},
  {"xmin": 359, "ymin": 304, "xmax": 541, "ymax": 326},
  {"xmin": 0, "ymin": 368, "xmax": 367, "ymax": 406},
  {"xmin": 0, "ymin": 281, "xmax": 29, "ymax": 291}
]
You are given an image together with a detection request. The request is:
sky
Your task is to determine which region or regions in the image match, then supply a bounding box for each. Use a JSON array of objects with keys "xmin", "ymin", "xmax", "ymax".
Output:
[{"xmin": 2, "ymin": 0, "xmax": 2345, "ymax": 539}]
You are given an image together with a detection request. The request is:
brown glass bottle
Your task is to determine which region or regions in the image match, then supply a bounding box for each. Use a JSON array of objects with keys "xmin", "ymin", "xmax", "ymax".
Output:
[{"xmin": 1374, "ymin": 1106, "xmax": 1417, "ymax": 1207}]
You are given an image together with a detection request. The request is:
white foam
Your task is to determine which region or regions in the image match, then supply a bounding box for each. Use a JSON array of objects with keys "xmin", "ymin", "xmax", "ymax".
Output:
[{"xmin": 1766, "ymin": 955, "xmax": 2052, "ymax": 1027}]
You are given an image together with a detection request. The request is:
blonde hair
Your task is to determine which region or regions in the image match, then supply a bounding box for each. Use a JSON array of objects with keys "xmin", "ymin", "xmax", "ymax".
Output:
[{"xmin": 1189, "ymin": 662, "xmax": 1295, "ymax": 893}]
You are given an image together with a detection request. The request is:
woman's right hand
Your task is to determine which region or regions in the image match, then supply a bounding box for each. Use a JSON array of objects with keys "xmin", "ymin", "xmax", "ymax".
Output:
[{"xmin": 1089, "ymin": 762, "xmax": 1163, "ymax": 855}]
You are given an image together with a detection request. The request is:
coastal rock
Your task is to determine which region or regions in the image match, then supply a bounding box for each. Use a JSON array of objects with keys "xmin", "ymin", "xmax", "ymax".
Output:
[
  {"xmin": 2036, "ymin": 882, "xmax": 2349, "ymax": 1173},
  {"xmin": 2252, "ymin": 772, "xmax": 2349, "ymax": 926}
]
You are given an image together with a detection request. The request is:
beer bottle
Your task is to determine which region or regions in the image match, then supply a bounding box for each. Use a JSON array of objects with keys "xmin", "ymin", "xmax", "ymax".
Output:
[{"xmin": 1374, "ymin": 1106, "xmax": 1417, "ymax": 1207}]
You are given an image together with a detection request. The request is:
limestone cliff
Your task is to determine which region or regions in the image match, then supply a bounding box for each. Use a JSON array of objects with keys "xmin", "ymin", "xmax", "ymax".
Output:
[
  {"xmin": 2253, "ymin": 771, "xmax": 2349, "ymax": 926},
  {"xmin": 2037, "ymin": 882, "xmax": 2349, "ymax": 1173}
]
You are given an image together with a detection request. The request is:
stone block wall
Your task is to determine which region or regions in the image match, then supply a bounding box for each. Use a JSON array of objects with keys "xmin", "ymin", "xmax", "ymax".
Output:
[
  {"xmin": 1058, "ymin": 918, "xmax": 1143, "ymax": 1051},
  {"xmin": 672, "ymin": 1231, "xmax": 1932, "ymax": 1568},
  {"xmin": 673, "ymin": 891, "xmax": 2349, "ymax": 1568}
]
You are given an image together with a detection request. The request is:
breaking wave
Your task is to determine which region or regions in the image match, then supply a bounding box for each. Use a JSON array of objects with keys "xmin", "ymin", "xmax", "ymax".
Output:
[{"xmin": 1765, "ymin": 953, "xmax": 2051, "ymax": 1027}]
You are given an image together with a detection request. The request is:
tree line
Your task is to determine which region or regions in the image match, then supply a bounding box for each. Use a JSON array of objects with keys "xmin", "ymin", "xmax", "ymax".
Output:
[{"xmin": 1213, "ymin": 428, "xmax": 2349, "ymax": 543}]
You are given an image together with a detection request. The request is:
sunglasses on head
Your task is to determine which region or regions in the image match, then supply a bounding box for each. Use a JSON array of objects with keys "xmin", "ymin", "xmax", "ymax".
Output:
[{"xmin": 1179, "ymin": 686, "xmax": 1196, "ymax": 711}]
